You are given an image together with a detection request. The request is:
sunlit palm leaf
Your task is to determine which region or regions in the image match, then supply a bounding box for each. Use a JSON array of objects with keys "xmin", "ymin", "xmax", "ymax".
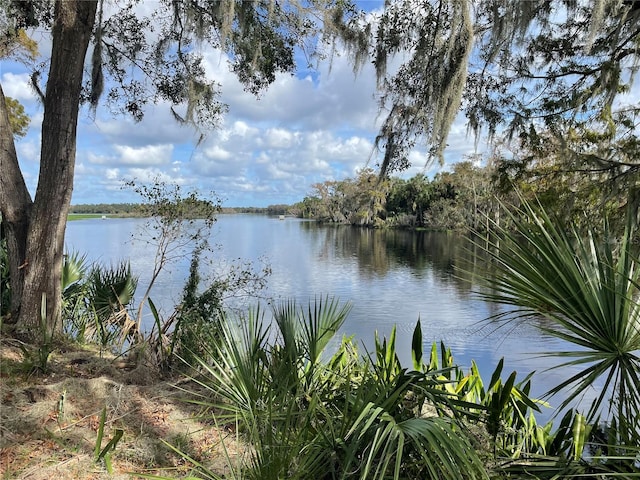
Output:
[
  {"xmin": 82, "ymin": 261, "xmax": 138, "ymax": 345},
  {"xmin": 61, "ymin": 250, "xmax": 88, "ymax": 293},
  {"xmin": 343, "ymin": 402, "xmax": 487, "ymax": 480},
  {"xmin": 477, "ymin": 197, "xmax": 640, "ymax": 442}
]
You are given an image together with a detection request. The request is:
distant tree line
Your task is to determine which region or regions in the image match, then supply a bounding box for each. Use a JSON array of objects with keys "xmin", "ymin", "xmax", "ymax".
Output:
[
  {"xmin": 288, "ymin": 164, "xmax": 494, "ymax": 231},
  {"xmin": 290, "ymin": 155, "xmax": 629, "ymax": 234},
  {"xmin": 221, "ymin": 205, "xmax": 290, "ymax": 215},
  {"xmin": 70, "ymin": 203, "xmax": 141, "ymax": 215},
  {"xmin": 69, "ymin": 204, "xmax": 288, "ymax": 216}
]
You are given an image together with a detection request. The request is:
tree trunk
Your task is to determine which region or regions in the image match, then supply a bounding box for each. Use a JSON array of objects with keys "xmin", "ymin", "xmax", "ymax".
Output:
[
  {"xmin": 0, "ymin": 84, "xmax": 32, "ymax": 324},
  {"xmin": 0, "ymin": 1, "xmax": 97, "ymax": 339}
]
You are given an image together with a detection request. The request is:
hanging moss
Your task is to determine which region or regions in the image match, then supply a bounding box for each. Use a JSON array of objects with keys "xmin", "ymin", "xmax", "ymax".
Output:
[{"xmin": 333, "ymin": 0, "xmax": 640, "ymax": 176}]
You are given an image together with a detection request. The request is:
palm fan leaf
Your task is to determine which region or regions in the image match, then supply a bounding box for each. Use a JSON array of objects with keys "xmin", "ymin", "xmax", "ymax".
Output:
[{"xmin": 477, "ymin": 196, "xmax": 640, "ymax": 441}]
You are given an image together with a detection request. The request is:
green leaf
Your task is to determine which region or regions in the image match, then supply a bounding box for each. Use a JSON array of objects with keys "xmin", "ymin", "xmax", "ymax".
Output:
[
  {"xmin": 411, "ymin": 319, "xmax": 423, "ymax": 371},
  {"xmin": 98, "ymin": 428, "xmax": 123, "ymax": 461},
  {"xmin": 476, "ymin": 194, "xmax": 640, "ymax": 446},
  {"xmin": 488, "ymin": 358, "xmax": 504, "ymax": 391},
  {"xmin": 94, "ymin": 406, "xmax": 106, "ymax": 460},
  {"xmin": 571, "ymin": 413, "xmax": 588, "ymax": 461}
]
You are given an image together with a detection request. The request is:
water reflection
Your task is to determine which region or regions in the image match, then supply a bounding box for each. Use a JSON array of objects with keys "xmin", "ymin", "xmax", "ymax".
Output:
[
  {"xmin": 65, "ymin": 216, "xmax": 597, "ymax": 418},
  {"xmin": 297, "ymin": 223, "xmax": 492, "ymax": 296}
]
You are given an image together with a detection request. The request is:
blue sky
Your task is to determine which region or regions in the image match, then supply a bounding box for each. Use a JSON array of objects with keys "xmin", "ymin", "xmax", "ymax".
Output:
[{"xmin": 2, "ymin": 7, "xmax": 481, "ymax": 208}]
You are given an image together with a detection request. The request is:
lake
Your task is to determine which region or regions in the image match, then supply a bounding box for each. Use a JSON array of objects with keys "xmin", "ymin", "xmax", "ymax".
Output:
[{"xmin": 65, "ymin": 214, "xmax": 592, "ymax": 416}]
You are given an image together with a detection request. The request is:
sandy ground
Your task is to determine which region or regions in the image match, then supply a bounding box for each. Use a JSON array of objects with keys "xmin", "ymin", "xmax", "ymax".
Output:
[{"xmin": 0, "ymin": 337, "xmax": 246, "ymax": 479}]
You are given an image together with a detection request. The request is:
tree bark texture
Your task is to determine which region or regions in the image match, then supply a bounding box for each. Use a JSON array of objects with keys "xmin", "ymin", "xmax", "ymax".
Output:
[
  {"xmin": 0, "ymin": 84, "xmax": 32, "ymax": 323},
  {"xmin": 0, "ymin": 0, "xmax": 98, "ymax": 338}
]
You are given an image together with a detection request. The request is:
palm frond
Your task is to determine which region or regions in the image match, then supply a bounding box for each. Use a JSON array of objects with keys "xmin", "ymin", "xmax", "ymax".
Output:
[
  {"xmin": 477, "ymin": 196, "xmax": 640, "ymax": 444},
  {"xmin": 62, "ymin": 250, "xmax": 88, "ymax": 293},
  {"xmin": 184, "ymin": 298, "xmax": 489, "ymax": 479}
]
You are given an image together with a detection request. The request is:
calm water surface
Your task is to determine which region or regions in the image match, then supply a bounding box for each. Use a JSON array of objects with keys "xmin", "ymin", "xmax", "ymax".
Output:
[{"xmin": 65, "ymin": 214, "xmax": 593, "ymax": 414}]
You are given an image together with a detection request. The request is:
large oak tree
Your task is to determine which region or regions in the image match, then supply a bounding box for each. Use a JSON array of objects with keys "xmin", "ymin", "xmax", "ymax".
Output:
[
  {"xmin": 0, "ymin": 0, "xmax": 352, "ymax": 339},
  {"xmin": 338, "ymin": 0, "xmax": 640, "ymax": 184},
  {"xmin": 1, "ymin": 1, "xmax": 98, "ymax": 338}
]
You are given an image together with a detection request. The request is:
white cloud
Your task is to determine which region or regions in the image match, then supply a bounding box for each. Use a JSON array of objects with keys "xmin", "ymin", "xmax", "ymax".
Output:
[
  {"xmin": 1, "ymin": 72, "xmax": 37, "ymax": 101},
  {"xmin": 202, "ymin": 47, "xmax": 380, "ymax": 132},
  {"xmin": 204, "ymin": 145, "xmax": 232, "ymax": 160},
  {"xmin": 5, "ymin": 21, "xmax": 479, "ymax": 208},
  {"xmin": 105, "ymin": 168, "xmax": 120, "ymax": 180},
  {"xmin": 89, "ymin": 144, "xmax": 174, "ymax": 166},
  {"xmin": 231, "ymin": 120, "xmax": 255, "ymax": 137},
  {"xmin": 16, "ymin": 139, "xmax": 40, "ymax": 163},
  {"xmin": 265, "ymin": 128, "xmax": 296, "ymax": 149},
  {"xmin": 123, "ymin": 168, "xmax": 188, "ymax": 186}
]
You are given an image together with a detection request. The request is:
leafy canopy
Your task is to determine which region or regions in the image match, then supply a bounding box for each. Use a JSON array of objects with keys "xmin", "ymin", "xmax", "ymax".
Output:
[
  {"xmin": 334, "ymin": 0, "xmax": 640, "ymax": 174},
  {"xmin": 3, "ymin": 0, "xmax": 356, "ymax": 131}
]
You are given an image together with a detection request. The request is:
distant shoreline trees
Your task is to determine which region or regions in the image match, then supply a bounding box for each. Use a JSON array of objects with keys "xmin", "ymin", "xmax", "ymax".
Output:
[
  {"xmin": 292, "ymin": 153, "xmax": 631, "ymax": 234},
  {"xmin": 68, "ymin": 204, "xmax": 287, "ymax": 217}
]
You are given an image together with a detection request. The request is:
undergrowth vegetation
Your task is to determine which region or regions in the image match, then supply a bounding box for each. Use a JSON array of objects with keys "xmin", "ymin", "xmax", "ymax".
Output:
[{"xmin": 2, "ymin": 187, "xmax": 639, "ymax": 478}]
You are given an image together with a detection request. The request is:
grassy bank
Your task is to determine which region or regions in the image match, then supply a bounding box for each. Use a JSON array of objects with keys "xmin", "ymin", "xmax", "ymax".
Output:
[{"xmin": 68, "ymin": 214, "xmax": 113, "ymax": 221}]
